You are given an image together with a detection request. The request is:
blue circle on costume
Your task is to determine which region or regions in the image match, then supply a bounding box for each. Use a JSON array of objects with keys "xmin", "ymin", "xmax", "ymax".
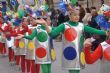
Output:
[{"xmin": 63, "ymin": 47, "xmax": 77, "ymax": 60}]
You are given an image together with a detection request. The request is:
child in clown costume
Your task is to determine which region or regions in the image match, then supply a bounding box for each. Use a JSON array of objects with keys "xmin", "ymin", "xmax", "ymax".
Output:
[
  {"xmin": 84, "ymin": 3, "xmax": 110, "ymax": 73},
  {"xmin": 23, "ymin": 5, "xmax": 40, "ymax": 73},
  {"xmin": 25, "ymin": 16, "xmax": 40, "ymax": 73},
  {"xmin": 84, "ymin": 33, "xmax": 110, "ymax": 73},
  {"xmin": 18, "ymin": 17, "xmax": 29, "ymax": 73},
  {"xmin": 7, "ymin": 18, "xmax": 23, "ymax": 69},
  {"xmin": 0, "ymin": 16, "xmax": 15, "ymax": 64},
  {"xmin": 0, "ymin": 16, "xmax": 6, "ymax": 56},
  {"xmin": 12, "ymin": 24, "xmax": 21, "ymax": 68},
  {"xmin": 34, "ymin": 5, "xmax": 110, "ymax": 73}
]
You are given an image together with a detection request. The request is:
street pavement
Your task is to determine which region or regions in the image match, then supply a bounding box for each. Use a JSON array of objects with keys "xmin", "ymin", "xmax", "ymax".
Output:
[{"xmin": 0, "ymin": 41, "xmax": 102, "ymax": 73}]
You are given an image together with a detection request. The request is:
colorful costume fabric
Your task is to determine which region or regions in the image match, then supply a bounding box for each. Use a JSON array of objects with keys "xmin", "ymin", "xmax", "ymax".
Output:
[
  {"xmin": 24, "ymin": 25, "xmax": 52, "ymax": 64},
  {"xmin": 84, "ymin": 39, "xmax": 110, "ymax": 73},
  {"xmin": 25, "ymin": 25, "xmax": 36, "ymax": 60},
  {"xmin": 24, "ymin": 25, "xmax": 52, "ymax": 73},
  {"xmin": 62, "ymin": 22, "xmax": 84, "ymax": 70}
]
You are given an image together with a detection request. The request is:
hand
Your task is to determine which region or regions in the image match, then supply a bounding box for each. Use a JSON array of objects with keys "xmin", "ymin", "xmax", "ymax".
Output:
[
  {"xmin": 84, "ymin": 38, "xmax": 92, "ymax": 48},
  {"xmin": 15, "ymin": 34, "xmax": 24, "ymax": 39},
  {"xmin": 106, "ymin": 30, "xmax": 110, "ymax": 37}
]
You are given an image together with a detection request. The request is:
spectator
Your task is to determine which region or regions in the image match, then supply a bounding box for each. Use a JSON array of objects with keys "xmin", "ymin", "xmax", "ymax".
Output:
[
  {"xmin": 57, "ymin": 10, "xmax": 65, "ymax": 25},
  {"xmin": 89, "ymin": 7, "xmax": 99, "ymax": 28},
  {"xmin": 83, "ymin": 8, "xmax": 92, "ymax": 39},
  {"xmin": 50, "ymin": 8, "xmax": 57, "ymax": 27},
  {"xmin": 82, "ymin": 8, "xmax": 92, "ymax": 25},
  {"xmin": 79, "ymin": 5, "xmax": 85, "ymax": 22}
]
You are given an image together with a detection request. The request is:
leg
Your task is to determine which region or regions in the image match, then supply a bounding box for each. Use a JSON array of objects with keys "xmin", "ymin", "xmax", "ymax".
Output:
[
  {"xmin": 31, "ymin": 60, "xmax": 36, "ymax": 73},
  {"xmin": 9, "ymin": 47, "xmax": 14, "ymax": 62},
  {"xmin": 15, "ymin": 55, "xmax": 20, "ymax": 65},
  {"xmin": 26, "ymin": 59, "xmax": 31, "ymax": 73},
  {"xmin": 41, "ymin": 64, "xmax": 51, "ymax": 73},
  {"xmin": 11, "ymin": 48, "xmax": 15, "ymax": 61},
  {"xmin": 21, "ymin": 55, "xmax": 26, "ymax": 73},
  {"xmin": 3, "ymin": 43, "xmax": 6, "ymax": 54},
  {"xmin": 47, "ymin": 64, "xmax": 51, "ymax": 73},
  {"xmin": 8, "ymin": 48, "xmax": 11, "ymax": 62},
  {"xmin": 15, "ymin": 55, "xmax": 21, "ymax": 71},
  {"xmin": 69, "ymin": 70, "xmax": 80, "ymax": 73},
  {"xmin": 0, "ymin": 43, "xmax": 3, "ymax": 55},
  {"xmin": 35, "ymin": 64, "xmax": 40, "ymax": 73}
]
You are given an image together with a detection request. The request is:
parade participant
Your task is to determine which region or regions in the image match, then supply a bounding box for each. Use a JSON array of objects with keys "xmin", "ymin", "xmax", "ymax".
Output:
[
  {"xmin": 84, "ymin": 3, "xmax": 110, "ymax": 73},
  {"xmin": 34, "ymin": 4, "xmax": 110, "ymax": 73},
  {"xmin": 11, "ymin": 18, "xmax": 22, "ymax": 69},
  {"xmin": 13, "ymin": 24, "xmax": 21, "ymax": 69},
  {"xmin": 25, "ymin": 16, "xmax": 40, "ymax": 73},
  {"xmin": 18, "ymin": 17, "xmax": 29, "ymax": 73},
  {"xmin": 0, "ymin": 16, "xmax": 6, "ymax": 56},
  {"xmin": 0, "ymin": 16, "xmax": 15, "ymax": 63},
  {"xmin": 84, "ymin": 32, "xmax": 110, "ymax": 73}
]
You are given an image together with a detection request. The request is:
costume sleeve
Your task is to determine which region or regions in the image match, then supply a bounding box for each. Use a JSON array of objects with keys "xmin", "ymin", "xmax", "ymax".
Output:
[
  {"xmin": 5, "ymin": 29, "xmax": 18, "ymax": 37},
  {"xmin": 3, "ymin": 26, "xmax": 9, "ymax": 32},
  {"xmin": 2, "ymin": 25, "xmax": 13, "ymax": 38},
  {"xmin": 19, "ymin": 26, "xmax": 28, "ymax": 34},
  {"xmin": 24, "ymin": 28, "xmax": 37, "ymax": 40},
  {"xmin": 0, "ymin": 27, "xmax": 4, "ymax": 32},
  {"xmin": 0, "ymin": 25, "xmax": 9, "ymax": 32},
  {"xmin": 84, "ymin": 25, "xmax": 106, "ymax": 35},
  {"xmin": 84, "ymin": 44, "xmax": 103, "ymax": 64},
  {"xmin": 49, "ymin": 24, "xmax": 65, "ymax": 38}
]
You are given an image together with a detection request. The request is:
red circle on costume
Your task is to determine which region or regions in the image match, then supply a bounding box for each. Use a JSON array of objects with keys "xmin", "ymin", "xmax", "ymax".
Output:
[
  {"xmin": 104, "ymin": 47, "xmax": 110, "ymax": 61},
  {"xmin": 36, "ymin": 47, "xmax": 47, "ymax": 58},
  {"xmin": 64, "ymin": 28, "xmax": 77, "ymax": 42}
]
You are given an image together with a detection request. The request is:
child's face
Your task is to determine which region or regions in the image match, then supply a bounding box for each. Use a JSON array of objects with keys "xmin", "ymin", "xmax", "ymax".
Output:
[
  {"xmin": 0, "ymin": 17, "xmax": 4, "ymax": 23},
  {"xmin": 29, "ymin": 17, "xmax": 37, "ymax": 26},
  {"xmin": 69, "ymin": 10, "xmax": 80, "ymax": 22},
  {"xmin": 22, "ymin": 19, "xmax": 29, "ymax": 27}
]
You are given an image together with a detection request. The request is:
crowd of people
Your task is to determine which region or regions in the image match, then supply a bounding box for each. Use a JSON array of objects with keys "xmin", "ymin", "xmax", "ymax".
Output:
[{"xmin": 0, "ymin": 1, "xmax": 110, "ymax": 73}]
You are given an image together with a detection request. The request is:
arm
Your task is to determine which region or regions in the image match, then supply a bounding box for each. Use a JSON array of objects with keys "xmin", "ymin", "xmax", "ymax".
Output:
[
  {"xmin": 19, "ymin": 26, "xmax": 28, "ymax": 34},
  {"xmin": 48, "ymin": 24, "xmax": 65, "ymax": 38},
  {"xmin": 35, "ymin": 19, "xmax": 65, "ymax": 38},
  {"xmin": 84, "ymin": 44, "xmax": 103, "ymax": 64},
  {"xmin": 5, "ymin": 29, "xmax": 18, "ymax": 37},
  {"xmin": 0, "ymin": 25, "xmax": 9, "ymax": 32},
  {"xmin": 24, "ymin": 28, "xmax": 37, "ymax": 40},
  {"xmin": 84, "ymin": 25, "xmax": 106, "ymax": 35}
]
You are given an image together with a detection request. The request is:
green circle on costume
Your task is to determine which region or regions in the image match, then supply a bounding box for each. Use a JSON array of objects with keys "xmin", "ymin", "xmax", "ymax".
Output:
[{"xmin": 37, "ymin": 32, "xmax": 48, "ymax": 42}]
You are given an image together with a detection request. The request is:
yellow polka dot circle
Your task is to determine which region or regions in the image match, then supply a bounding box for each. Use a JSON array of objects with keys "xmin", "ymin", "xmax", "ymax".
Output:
[
  {"xmin": 28, "ymin": 41, "xmax": 35, "ymax": 51},
  {"xmin": 19, "ymin": 41, "xmax": 25, "ymax": 49},
  {"xmin": 80, "ymin": 52, "xmax": 86, "ymax": 65}
]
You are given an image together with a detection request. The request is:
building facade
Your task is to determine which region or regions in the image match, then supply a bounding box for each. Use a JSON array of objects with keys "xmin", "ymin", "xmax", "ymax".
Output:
[{"xmin": 48, "ymin": 0, "xmax": 110, "ymax": 9}]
